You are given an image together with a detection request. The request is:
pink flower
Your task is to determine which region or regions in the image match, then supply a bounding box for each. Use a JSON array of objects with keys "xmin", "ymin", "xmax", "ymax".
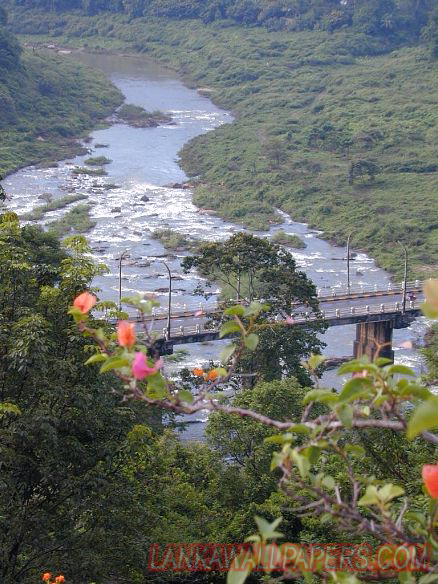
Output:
[
  {"xmin": 132, "ymin": 353, "xmax": 163, "ymax": 380},
  {"xmin": 285, "ymin": 315, "xmax": 295, "ymax": 324},
  {"xmin": 73, "ymin": 292, "xmax": 96, "ymax": 314}
]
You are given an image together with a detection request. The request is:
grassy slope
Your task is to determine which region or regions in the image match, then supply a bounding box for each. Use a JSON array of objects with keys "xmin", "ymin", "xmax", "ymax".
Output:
[
  {"xmin": 0, "ymin": 49, "xmax": 123, "ymax": 176},
  {"xmin": 7, "ymin": 10, "xmax": 438, "ymax": 278}
]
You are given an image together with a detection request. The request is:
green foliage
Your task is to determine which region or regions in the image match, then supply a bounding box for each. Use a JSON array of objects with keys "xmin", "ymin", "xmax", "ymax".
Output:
[
  {"xmin": 21, "ymin": 193, "xmax": 88, "ymax": 220},
  {"xmin": 4, "ymin": 0, "xmax": 436, "ymax": 39},
  {"xmin": 183, "ymin": 232, "xmax": 324, "ymax": 382},
  {"xmin": 117, "ymin": 103, "xmax": 172, "ymax": 127},
  {"xmin": 0, "ymin": 23, "xmax": 122, "ymax": 175},
  {"xmin": 84, "ymin": 154, "xmax": 111, "ymax": 165},
  {"xmin": 151, "ymin": 227, "xmax": 201, "ymax": 251},
  {"xmin": 47, "ymin": 204, "xmax": 96, "ymax": 236},
  {"xmin": 71, "ymin": 165, "xmax": 108, "ymax": 176},
  {"xmin": 272, "ymin": 229, "xmax": 306, "ymax": 249}
]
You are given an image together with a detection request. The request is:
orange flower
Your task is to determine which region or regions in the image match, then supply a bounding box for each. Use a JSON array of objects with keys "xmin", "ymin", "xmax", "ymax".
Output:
[
  {"xmin": 422, "ymin": 464, "xmax": 438, "ymax": 498},
  {"xmin": 73, "ymin": 292, "xmax": 96, "ymax": 314},
  {"xmin": 207, "ymin": 370, "xmax": 219, "ymax": 381},
  {"xmin": 117, "ymin": 321, "xmax": 136, "ymax": 348},
  {"xmin": 192, "ymin": 368, "xmax": 204, "ymax": 377},
  {"xmin": 55, "ymin": 576, "xmax": 65, "ymax": 583},
  {"xmin": 42, "ymin": 574, "xmax": 51, "ymax": 582}
]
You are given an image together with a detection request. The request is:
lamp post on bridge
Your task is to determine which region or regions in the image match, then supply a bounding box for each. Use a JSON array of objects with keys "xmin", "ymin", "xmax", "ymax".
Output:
[
  {"xmin": 161, "ymin": 261, "xmax": 172, "ymax": 340},
  {"xmin": 397, "ymin": 241, "xmax": 408, "ymax": 314},
  {"xmin": 346, "ymin": 232, "xmax": 352, "ymax": 293},
  {"xmin": 118, "ymin": 250, "xmax": 129, "ymax": 311}
]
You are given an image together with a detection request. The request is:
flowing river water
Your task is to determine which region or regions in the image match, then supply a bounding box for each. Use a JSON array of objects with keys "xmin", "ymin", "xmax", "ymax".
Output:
[{"xmin": 4, "ymin": 52, "xmax": 429, "ymax": 439}]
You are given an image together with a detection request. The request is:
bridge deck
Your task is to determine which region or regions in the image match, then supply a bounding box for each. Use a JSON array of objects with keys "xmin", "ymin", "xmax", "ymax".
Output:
[{"xmin": 121, "ymin": 299, "xmax": 423, "ymax": 351}]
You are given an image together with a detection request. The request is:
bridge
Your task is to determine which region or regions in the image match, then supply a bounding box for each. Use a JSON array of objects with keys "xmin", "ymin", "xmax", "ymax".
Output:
[{"xmin": 116, "ymin": 280, "xmax": 424, "ymax": 360}]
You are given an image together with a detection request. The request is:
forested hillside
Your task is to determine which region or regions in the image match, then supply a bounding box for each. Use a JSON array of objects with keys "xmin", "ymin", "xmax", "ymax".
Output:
[
  {"xmin": 4, "ymin": 1, "xmax": 438, "ymax": 275},
  {"xmin": 3, "ymin": 0, "xmax": 438, "ymax": 43},
  {"xmin": 0, "ymin": 9, "xmax": 122, "ymax": 175}
]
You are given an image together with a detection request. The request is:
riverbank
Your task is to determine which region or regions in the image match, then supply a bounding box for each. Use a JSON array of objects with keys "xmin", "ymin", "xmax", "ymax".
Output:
[
  {"xmin": 6, "ymin": 10, "xmax": 438, "ymax": 280},
  {"xmin": 0, "ymin": 45, "xmax": 124, "ymax": 177}
]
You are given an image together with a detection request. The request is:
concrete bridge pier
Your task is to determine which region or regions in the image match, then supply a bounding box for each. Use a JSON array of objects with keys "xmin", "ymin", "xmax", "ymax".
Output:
[{"xmin": 353, "ymin": 320, "xmax": 394, "ymax": 361}]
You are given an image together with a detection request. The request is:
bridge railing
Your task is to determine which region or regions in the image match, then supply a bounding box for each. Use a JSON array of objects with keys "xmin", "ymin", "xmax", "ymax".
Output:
[
  {"xmin": 108, "ymin": 280, "xmax": 424, "ymax": 322},
  {"xmin": 316, "ymin": 280, "xmax": 422, "ymax": 299},
  {"xmin": 142, "ymin": 299, "xmax": 422, "ymax": 339}
]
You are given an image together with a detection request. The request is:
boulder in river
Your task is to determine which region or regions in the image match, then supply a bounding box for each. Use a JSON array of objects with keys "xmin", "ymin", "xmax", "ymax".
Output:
[
  {"xmin": 164, "ymin": 182, "xmax": 192, "ymax": 190},
  {"xmin": 111, "ymin": 207, "xmax": 122, "ymax": 213},
  {"xmin": 141, "ymin": 195, "xmax": 150, "ymax": 202}
]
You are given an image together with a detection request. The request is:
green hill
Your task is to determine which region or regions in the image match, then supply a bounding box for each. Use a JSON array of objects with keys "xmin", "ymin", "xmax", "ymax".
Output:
[
  {"xmin": 0, "ymin": 10, "xmax": 122, "ymax": 176},
  {"xmin": 4, "ymin": 2, "xmax": 438, "ymax": 277}
]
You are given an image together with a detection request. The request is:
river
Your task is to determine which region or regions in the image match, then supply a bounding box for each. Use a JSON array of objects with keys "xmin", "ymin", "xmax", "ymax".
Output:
[{"xmin": 4, "ymin": 52, "xmax": 429, "ymax": 439}]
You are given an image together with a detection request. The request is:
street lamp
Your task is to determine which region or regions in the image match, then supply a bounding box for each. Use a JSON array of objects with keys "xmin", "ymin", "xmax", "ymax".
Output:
[
  {"xmin": 161, "ymin": 261, "xmax": 172, "ymax": 340},
  {"xmin": 346, "ymin": 232, "xmax": 352, "ymax": 293},
  {"xmin": 118, "ymin": 250, "xmax": 129, "ymax": 311},
  {"xmin": 397, "ymin": 241, "xmax": 408, "ymax": 313}
]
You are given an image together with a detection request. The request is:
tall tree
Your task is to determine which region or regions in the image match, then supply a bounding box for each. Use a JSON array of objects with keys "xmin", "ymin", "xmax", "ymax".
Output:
[{"xmin": 182, "ymin": 232, "xmax": 325, "ymax": 383}]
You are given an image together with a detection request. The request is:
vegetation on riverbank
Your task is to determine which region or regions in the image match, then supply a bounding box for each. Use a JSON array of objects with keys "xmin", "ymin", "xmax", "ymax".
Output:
[
  {"xmin": 152, "ymin": 227, "xmax": 200, "ymax": 251},
  {"xmin": 47, "ymin": 203, "xmax": 96, "ymax": 236},
  {"xmin": 84, "ymin": 155, "xmax": 111, "ymax": 166},
  {"xmin": 5, "ymin": 9, "xmax": 438, "ymax": 279},
  {"xmin": 21, "ymin": 193, "xmax": 88, "ymax": 221},
  {"xmin": 72, "ymin": 166, "xmax": 107, "ymax": 176},
  {"xmin": 272, "ymin": 230, "xmax": 306, "ymax": 249},
  {"xmin": 116, "ymin": 104, "xmax": 172, "ymax": 128},
  {"xmin": 0, "ymin": 17, "xmax": 123, "ymax": 177}
]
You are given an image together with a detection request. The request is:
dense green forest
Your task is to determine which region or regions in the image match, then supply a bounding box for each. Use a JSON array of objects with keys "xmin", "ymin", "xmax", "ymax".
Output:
[
  {"xmin": 3, "ymin": 0, "xmax": 438, "ymax": 41},
  {"xmin": 0, "ymin": 10, "xmax": 122, "ymax": 176}
]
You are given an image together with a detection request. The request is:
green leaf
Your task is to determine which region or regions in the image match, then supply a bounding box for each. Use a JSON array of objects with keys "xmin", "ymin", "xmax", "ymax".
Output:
[
  {"xmin": 419, "ymin": 574, "xmax": 438, "ymax": 584},
  {"xmin": 227, "ymin": 551, "xmax": 254, "ymax": 584},
  {"xmin": 331, "ymin": 572, "xmax": 361, "ymax": 584},
  {"xmin": 306, "ymin": 353, "xmax": 326, "ymax": 370},
  {"xmin": 337, "ymin": 361, "xmax": 375, "ymax": 375},
  {"xmin": 291, "ymin": 449, "xmax": 311, "ymax": 478},
  {"xmin": 398, "ymin": 384, "xmax": 431, "ymax": 399},
  {"xmin": 322, "ymin": 475, "xmax": 335, "ymax": 490},
  {"xmin": 421, "ymin": 302, "xmax": 438, "ymax": 319},
  {"xmin": 264, "ymin": 433, "xmax": 293, "ymax": 444},
  {"xmin": 85, "ymin": 353, "xmax": 107, "ymax": 365},
  {"xmin": 244, "ymin": 301, "xmax": 269, "ymax": 317},
  {"xmin": 358, "ymin": 485, "xmax": 379, "ymax": 506},
  {"xmin": 254, "ymin": 516, "xmax": 283, "ymax": 540},
  {"xmin": 146, "ymin": 372, "xmax": 168, "ymax": 399},
  {"xmin": 407, "ymin": 397, "xmax": 438, "ymax": 439},
  {"xmin": 288, "ymin": 424, "xmax": 311, "ymax": 434},
  {"xmin": 386, "ymin": 364, "xmax": 415, "ymax": 376},
  {"xmin": 374, "ymin": 357, "xmax": 394, "ymax": 367},
  {"xmin": 339, "ymin": 377, "xmax": 373, "ymax": 402},
  {"xmin": 399, "ymin": 572, "xmax": 415, "ymax": 584},
  {"xmin": 219, "ymin": 320, "xmax": 242, "ymax": 338},
  {"xmin": 379, "ymin": 483, "xmax": 404, "ymax": 502},
  {"xmin": 220, "ymin": 343, "xmax": 236, "ymax": 364},
  {"xmin": 224, "ymin": 305, "xmax": 245, "ymax": 317},
  {"xmin": 303, "ymin": 389, "xmax": 338, "ymax": 405},
  {"xmin": 336, "ymin": 403, "xmax": 353, "ymax": 428},
  {"xmin": 177, "ymin": 390, "xmax": 193, "ymax": 404},
  {"xmin": 244, "ymin": 333, "xmax": 259, "ymax": 351},
  {"xmin": 100, "ymin": 356, "xmax": 130, "ymax": 373},
  {"xmin": 302, "ymin": 445, "xmax": 320, "ymax": 464}
]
